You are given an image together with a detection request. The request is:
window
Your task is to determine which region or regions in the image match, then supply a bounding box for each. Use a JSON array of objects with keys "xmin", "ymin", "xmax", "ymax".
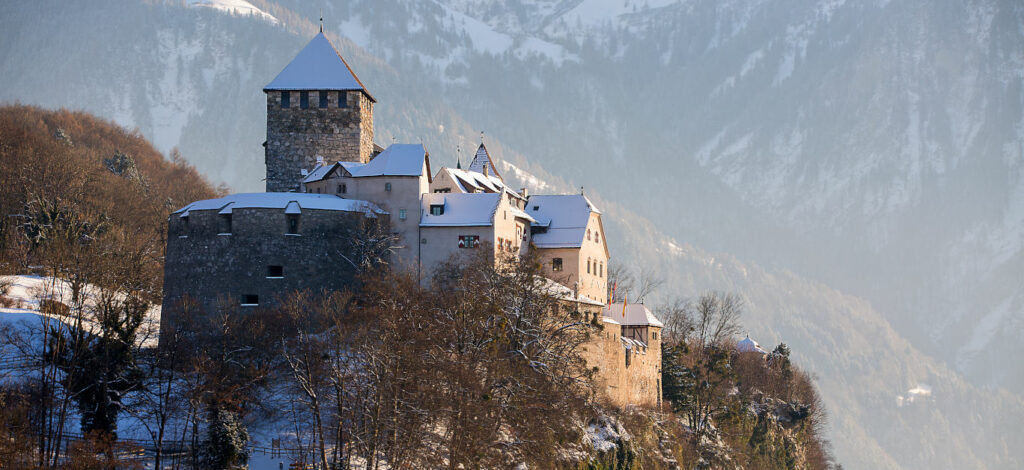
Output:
[
  {"xmin": 280, "ymin": 91, "xmax": 290, "ymax": 108},
  {"xmin": 338, "ymin": 183, "xmax": 347, "ymax": 194},
  {"xmin": 458, "ymin": 235, "xmax": 479, "ymax": 248},
  {"xmin": 219, "ymin": 214, "xmax": 232, "ymax": 234},
  {"xmin": 552, "ymin": 258, "xmax": 563, "ymax": 272},
  {"xmin": 287, "ymin": 214, "xmax": 300, "ymax": 234},
  {"xmin": 652, "ymin": 332, "xmax": 658, "ymax": 340},
  {"xmin": 385, "ymin": 182, "xmax": 392, "ymax": 192},
  {"xmin": 430, "ymin": 204, "xmax": 444, "ymax": 216},
  {"xmin": 504, "ymin": 211, "xmax": 507, "ymax": 220},
  {"xmin": 532, "ymin": 205, "xmax": 539, "ymax": 211},
  {"xmin": 587, "ymin": 229, "xmax": 591, "ymax": 240},
  {"xmin": 399, "ymin": 209, "xmax": 407, "ymax": 220},
  {"xmin": 241, "ymin": 294, "xmax": 259, "ymax": 306},
  {"xmin": 625, "ymin": 348, "xmax": 631, "ymax": 368},
  {"xmin": 315, "ymin": 187, "xmax": 321, "ymax": 193},
  {"xmin": 338, "ymin": 91, "xmax": 348, "ymax": 108},
  {"xmin": 319, "ymin": 91, "xmax": 328, "ymax": 108},
  {"xmin": 267, "ymin": 265, "xmax": 284, "ymax": 278},
  {"xmin": 596, "ymin": 232, "xmax": 600, "ymax": 243},
  {"xmin": 299, "ymin": 91, "xmax": 309, "ymax": 109},
  {"xmin": 434, "ymin": 188, "xmax": 451, "ymax": 193},
  {"xmin": 587, "ymin": 258, "xmax": 591, "ymax": 274}
]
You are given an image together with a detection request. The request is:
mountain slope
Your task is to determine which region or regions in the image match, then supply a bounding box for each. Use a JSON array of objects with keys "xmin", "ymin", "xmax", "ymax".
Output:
[{"xmin": 1, "ymin": 1, "xmax": 1022, "ymax": 468}]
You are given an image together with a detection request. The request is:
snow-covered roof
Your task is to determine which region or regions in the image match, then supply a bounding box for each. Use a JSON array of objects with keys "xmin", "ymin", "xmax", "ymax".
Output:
[
  {"xmin": 302, "ymin": 163, "xmax": 334, "ymax": 183},
  {"xmin": 601, "ymin": 316, "xmax": 621, "ymax": 325},
  {"xmin": 302, "ymin": 145, "xmax": 429, "ymax": 183},
  {"xmin": 536, "ymin": 276, "xmax": 606, "ymax": 307},
  {"xmin": 437, "ymin": 167, "xmax": 507, "ymax": 194},
  {"xmin": 264, "ymin": 32, "xmax": 374, "ymax": 101},
  {"xmin": 509, "ymin": 206, "xmax": 537, "ymax": 224},
  {"xmin": 419, "ymin": 193, "xmax": 500, "ymax": 227},
  {"xmin": 467, "ymin": 143, "xmax": 502, "ymax": 180},
  {"xmin": 527, "ymin": 194, "xmax": 601, "ymax": 248},
  {"xmin": 621, "ymin": 337, "xmax": 648, "ymax": 351},
  {"xmin": 355, "ymin": 144, "xmax": 429, "ymax": 178},
  {"xmin": 603, "ymin": 303, "xmax": 664, "ymax": 327},
  {"xmin": 736, "ymin": 335, "xmax": 768, "ymax": 354},
  {"xmin": 174, "ymin": 192, "xmax": 386, "ymax": 216}
]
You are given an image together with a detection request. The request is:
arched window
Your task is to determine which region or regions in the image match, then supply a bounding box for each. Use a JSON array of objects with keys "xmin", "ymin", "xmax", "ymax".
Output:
[
  {"xmin": 596, "ymin": 232, "xmax": 600, "ymax": 243},
  {"xmin": 587, "ymin": 258, "xmax": 591, "ymax": 274},
  {"xmin": 587, "ymin": 229, "xmax": 591, "ymax": 240},
  {"xmin": 599, "ymin": 262, "xmax": 603, "ymax": 277}
]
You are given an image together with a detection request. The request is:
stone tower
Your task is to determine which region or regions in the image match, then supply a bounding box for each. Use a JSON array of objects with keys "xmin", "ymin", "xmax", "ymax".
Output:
[{"xmin": 263, "ymin": 32, "xmax": 376, "ymax": 192}]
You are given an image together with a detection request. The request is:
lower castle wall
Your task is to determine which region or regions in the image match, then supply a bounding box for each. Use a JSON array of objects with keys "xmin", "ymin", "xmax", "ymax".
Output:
[{"xmin": 584, "ymin": 319, "xmax": 663, "ymax": 408}]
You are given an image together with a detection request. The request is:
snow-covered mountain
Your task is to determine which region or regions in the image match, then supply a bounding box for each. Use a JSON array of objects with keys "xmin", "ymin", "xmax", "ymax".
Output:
[{"xmin": 2, "ymin": 0, "xmax": 1023, "ymax": 468}]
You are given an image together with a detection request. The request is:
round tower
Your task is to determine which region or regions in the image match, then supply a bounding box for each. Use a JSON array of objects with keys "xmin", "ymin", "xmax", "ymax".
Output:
[{"xmin": 263, "ymin": 32, "xmax": 376, "ymax": 192}]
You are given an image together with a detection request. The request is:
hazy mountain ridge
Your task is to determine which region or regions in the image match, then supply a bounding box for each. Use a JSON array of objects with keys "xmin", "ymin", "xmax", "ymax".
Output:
[{"xmin": 2, "ymin": 0, "xmax": 1023, "ymax": 468}]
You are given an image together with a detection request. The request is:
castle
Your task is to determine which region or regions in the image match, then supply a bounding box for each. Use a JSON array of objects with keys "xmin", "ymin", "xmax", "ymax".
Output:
[{"xmin": 162, "ymin": 32, "xmax": 663, "ymax": 408}]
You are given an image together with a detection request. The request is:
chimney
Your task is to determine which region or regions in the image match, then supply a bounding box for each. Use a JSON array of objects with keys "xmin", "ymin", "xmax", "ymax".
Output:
[{"xmin": 520, "ymin": 187, "xmax": 528, "ymax": 198}]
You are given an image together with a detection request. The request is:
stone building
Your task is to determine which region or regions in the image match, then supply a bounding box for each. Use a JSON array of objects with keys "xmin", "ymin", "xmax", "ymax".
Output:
[
  {"xmin": 162, "ymin": 31, "xmax": 664, "ymax": 409},
  {"xmin": 263, "ymin": 32, "xmax": 376, "ymax": 192},
  {"xmin": 162, "ymin": 193, "xmax": 387, "ymax": 319}
]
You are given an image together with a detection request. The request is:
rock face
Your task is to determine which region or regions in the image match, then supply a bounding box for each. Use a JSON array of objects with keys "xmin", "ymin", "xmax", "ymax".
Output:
[{"xmin": 264, "ymin": 90, "xmax": 375, "ymax": 192}]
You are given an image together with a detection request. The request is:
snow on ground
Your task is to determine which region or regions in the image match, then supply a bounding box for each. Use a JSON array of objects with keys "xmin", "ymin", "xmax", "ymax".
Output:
[
  {"xmin": 0, "ymin": 275, "xmax": 160, "ymax": 348},
  {"xmin": 187, "ymin": 0, "xmax": 278, "ymax": 24}
]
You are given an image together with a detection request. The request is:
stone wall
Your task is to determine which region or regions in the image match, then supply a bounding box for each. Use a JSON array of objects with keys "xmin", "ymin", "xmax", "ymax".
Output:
[
  {"xmin": 161, "ymin": 205, "xmax": 382, "ymax": 330},
  {"xmin": 265, "ymin": 90, "xmax": 375, "ymax": 192},
  {"xmin": 584, "ymin": 319, "xmax": 663, "ymax": 408}
]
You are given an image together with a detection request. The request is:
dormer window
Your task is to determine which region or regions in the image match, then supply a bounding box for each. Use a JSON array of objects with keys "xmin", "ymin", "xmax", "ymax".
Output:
[
  {"xmin": 219, "ymin": 214, "xmax": 232, "ymax": 234},
  {"xmin": 280, "ymin": 91, "xmax": 290, "ymax": 108},
  {"xmin": 287, "ymin": 214, "xmax": 300, "ymax": 234},
  {"xmin": 430, "ymin": 204, "xmax": 444, "ymax": 216}
]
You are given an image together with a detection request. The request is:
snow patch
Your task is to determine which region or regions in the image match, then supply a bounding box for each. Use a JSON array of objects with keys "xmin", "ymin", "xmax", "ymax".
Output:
[{"xmin": 188, "ymin": 0, "xmax": 278, "ymax": 25}]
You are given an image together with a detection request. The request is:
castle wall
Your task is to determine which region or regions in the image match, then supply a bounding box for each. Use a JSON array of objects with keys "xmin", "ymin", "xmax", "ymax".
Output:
[
  {"xmin": 584, "ymin": 323, "xmax": 663, "ymax": 408},
  {"xmin": 265, "ymin": 90, "xmax": 374, "ymax": 192},
  {"xmin": 162, "ymin": 206, "xmax": 379, "ymax": 327}
]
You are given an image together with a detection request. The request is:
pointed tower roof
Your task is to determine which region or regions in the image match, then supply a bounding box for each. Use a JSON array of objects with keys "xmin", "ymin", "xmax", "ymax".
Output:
[
  {"xmin": 264, "ymin": 32, "xmax": 375, "ymax": 102},
  {"xmin": 468, "ymin": 143, "xmax": 502, "ymax": 180}
]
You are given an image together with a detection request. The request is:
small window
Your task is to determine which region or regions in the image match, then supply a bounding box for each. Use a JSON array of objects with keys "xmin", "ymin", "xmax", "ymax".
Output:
[
  {"xmin": 552, "ymin": 258, "xmax": 563, "ymax": 272},
  {"xmin": 596, "ymin": 232, "xmax": 600, "ymax": 243},
  {"xmin": 399, "ymin": 209, "xmax": 407, "ymax": 220},
  {"xmin": 241, "ymin": 294, "xmax": 259, "ymax": 306},
  {"xmin": 299, "ymin": 91, "xmax": 309, "ymax": 109},
  {"xmin": 652, "ymin": 332, "xmax": 658, "ymax": 340},
  {"xmin": 385, "ymin": 182, "xmax": 392, "ymax": 192},
  {"xmin": 504, "ymin": 211, "xmax": 507, "ymax": 220},
  {"xmin": 599, "ymin": 262, "xmax": 603, "ymax": 277},
  {"xmin": 587, "ymin": 229, "xmax": 591, "ymax": 240},
  {"xmin": 625, "ymin": 348, "xmax": 631, "ymax": 368},
  {"xmin": 319, "ymin": 91, "xmax": 328, "ymax": 108},
  {"xmin": 219, "ymin": 214, "xmax": 232, "ymax": 234},
  {"xmin": 280, "ymin": 91, "xmax": 290, "ymax": 108},
  {"xmin": 315, "ymin": 187, "xmax": 321, "ymax": 193},
  {"xmin": 587, "ymin": 258, "xmax": 591, "ymax": 274},
  {"xmin": 434, "ymin": 188, "xmax": 451, "ymax": 193},
  {"xmin": 338, "ymin": 91, "xmax": 348, "ymax": 108},
  {"xmin": 267, "ymin": 265, "xmax": 284, "ymax": 278},
  {"xmin": 532, "ymin": 205, "xmax": 539, "ymax": 211},
  {"xmin": 430, "ymin": 204, "xmax": 444, "ymax": 216},
  {"xmin": 458, "ymin": 235, "xmax": 479, "ymax": 248},
  {"xmin": 338, "ymin": 183, "xmax": 347, "ymax": 194},
  {"xmin": 287, "ymin": 214, "xmax": 300, "ymax": 234}
]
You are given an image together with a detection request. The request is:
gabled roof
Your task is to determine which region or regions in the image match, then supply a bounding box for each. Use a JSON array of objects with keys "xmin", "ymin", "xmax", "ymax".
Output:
[
  {"xmin": 467, "ymin": 144, "xmax": 502, "ymax": 180},
  {"xmin": 302, "ymin": 145, "xmax": 430, "ymax": 184},
  {"xmin": 420, "ymin": 193, "xmax": 500, "ymax": 227},
  {"xmin": 264, "ymin": 32, "xmax": 375, "ymax": 102},
  {"xmin": 736, "ymin": 335, "xmax": 768, "ymax": 354},
  {"xmin": 438, "ymin": 167, "xmax": 505, "ymax": 193},
  {"xmin": 174, "ymin": 192, "xmax": 386, "ymax": 216},
  {"xmin": 356, "ymin": 144, "xmax": 430, "ymax": 179},
  {"xmin": 536, "ymin": 276, "xmax": 605, "ymax": 307},
  {"xmin": 526, "ymin": 194, "xmax": 601, "ymax": 248},
  {"xmin": 603, "ymin": 303, "xmax": 664, "ymax": 328}
]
